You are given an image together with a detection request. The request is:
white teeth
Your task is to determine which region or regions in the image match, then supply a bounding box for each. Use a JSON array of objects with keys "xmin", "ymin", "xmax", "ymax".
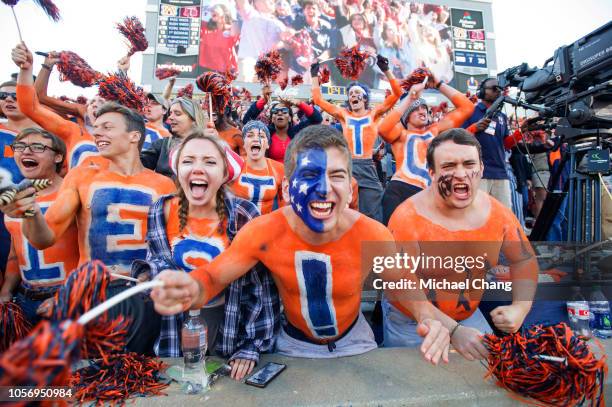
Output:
[
  {"xmin": 311, "ymin": 202, "xmax": 332, "ymax": 209},
  {"xmin": 191, "ymin": 181, "xmax": 208, "ymax": 186}
]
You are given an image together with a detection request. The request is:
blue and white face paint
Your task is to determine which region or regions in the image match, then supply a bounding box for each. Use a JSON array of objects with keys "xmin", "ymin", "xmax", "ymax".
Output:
[{"xmin": 288, "ymin": 148, "xmax": 330, "ymax": 233}]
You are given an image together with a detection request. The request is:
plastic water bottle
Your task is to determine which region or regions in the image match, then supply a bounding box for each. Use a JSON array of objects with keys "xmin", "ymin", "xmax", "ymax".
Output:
[
  {"xmin": 589, "ymin": 286, "xmax": 612, "ymax": 339},
  {"xmin": 567, "ymin": 287, "xmax": 591, "ymax": 338},
  {"xmin": 181, "ymin": 310, "xmax": 208, "ymax": 394}
]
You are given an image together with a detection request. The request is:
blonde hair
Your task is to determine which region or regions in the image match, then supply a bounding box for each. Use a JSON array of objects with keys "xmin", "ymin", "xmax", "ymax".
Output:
[{"xmin": 173, "ymin": 129, "xmax": 228, "ymax": 232}]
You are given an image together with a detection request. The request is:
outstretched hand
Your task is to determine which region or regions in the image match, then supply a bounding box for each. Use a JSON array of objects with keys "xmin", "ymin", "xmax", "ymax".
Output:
[
  {"xmin": 416, "ymin": 318, "xmax": 450, "ymax": 365},
  {"xmin": 11, "ymin": 42, "xmax": 33, "ymax": 70}
]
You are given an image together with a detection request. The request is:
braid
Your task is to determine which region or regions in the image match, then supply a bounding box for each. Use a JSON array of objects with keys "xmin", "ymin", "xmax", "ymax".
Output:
[
  {"xmin": 215, "ymin": 187, "xmax": 226, "ymax": 233},
  {"xmin": 178, "ymin": 189, "xmax": 190, "ymax": 233}
]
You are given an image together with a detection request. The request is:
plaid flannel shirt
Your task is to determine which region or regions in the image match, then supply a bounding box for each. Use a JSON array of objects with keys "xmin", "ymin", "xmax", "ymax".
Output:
[{"xmin": 132, "ymin": 193, "xmax": 280, "ymax": 363}]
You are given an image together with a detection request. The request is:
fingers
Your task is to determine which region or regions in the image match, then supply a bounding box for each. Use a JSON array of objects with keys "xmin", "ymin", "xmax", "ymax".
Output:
[
  {"xmin": 151, "ymin": 270, "xmax": 197, "ymax": 315},
  {"xmin": 474, "ymin": 338, "xmax": 489, "ymax": 359},
  {"xmin": 418, "ymin": 320, "xmax": 449, "ymax": 365},
  {"xmin": 230, "ymin": 359, "xmax": 255, "ymax": 381},
  {"xmin": 426, "ymin": 326, "xmax": 450, "ymax": 365}
]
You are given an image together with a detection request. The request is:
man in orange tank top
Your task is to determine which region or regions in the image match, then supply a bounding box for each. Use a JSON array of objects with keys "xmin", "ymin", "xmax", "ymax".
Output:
[
  {"xmin": 378, "ymin": 75, "xmax": 474, "ymax": 225},
  {"xmin": 151, "ymin": 125, "xmax": 451, "ymax": 363},
  {"xmin": 310, "ymin": 56, "xmax": 402, "ymax": 222},
  {"xmin": 386, "ymin": 129, "xmax": 538, "ymax": 361}
]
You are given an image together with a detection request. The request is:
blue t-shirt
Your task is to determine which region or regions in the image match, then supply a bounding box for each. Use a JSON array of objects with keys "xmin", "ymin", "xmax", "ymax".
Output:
[{"xmin": 462, "ymin": 102, "xmax": 509, "ymax": 180}]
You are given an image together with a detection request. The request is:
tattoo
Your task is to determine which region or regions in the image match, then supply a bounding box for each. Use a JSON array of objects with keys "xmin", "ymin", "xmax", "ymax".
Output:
[{"xmin": 437, "ymin": 173, "xmax": 454, "ymax": 198}]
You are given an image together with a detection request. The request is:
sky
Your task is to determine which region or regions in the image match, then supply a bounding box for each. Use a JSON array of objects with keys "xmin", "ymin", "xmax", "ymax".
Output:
[{"xmin": 0, "ymin": 0, "xmax": 610, "ymax": 98}]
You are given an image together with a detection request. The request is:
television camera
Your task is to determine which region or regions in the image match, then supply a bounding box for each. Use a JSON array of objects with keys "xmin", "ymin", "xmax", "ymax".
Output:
[{"xmin": 494, "ymin": 22, "xmax": 612, "ymax": 244}]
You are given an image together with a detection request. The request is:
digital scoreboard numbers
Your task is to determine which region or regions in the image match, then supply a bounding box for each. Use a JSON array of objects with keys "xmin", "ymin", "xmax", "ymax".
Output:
[
  {"xmin": 450, "ymin": 8, "xmax": 487, "ymax": 73},
  {"xmin": 155, "ymin": 0, "xmax": 202, "ymax": 78},
  {"xmin": 157, "ymin": 1, "xmax": 200, "ymax": 51}
]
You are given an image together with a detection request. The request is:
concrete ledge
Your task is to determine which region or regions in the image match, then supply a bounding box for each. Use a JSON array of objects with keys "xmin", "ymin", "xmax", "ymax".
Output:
[{"xmin": 134, "ymin": 340, "xmax": 612, "ymax": 406}]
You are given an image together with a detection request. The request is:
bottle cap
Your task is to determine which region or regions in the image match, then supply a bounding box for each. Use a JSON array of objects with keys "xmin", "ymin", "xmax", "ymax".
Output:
[{"xmin": 189, "ymin": 309, "xmax": 200, "ymax": 317}]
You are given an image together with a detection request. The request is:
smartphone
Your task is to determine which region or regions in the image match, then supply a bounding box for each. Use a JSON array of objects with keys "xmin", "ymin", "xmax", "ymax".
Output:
[{"xmin": 245, "ymin": 362, "xmax": 286, "ymax": 388}]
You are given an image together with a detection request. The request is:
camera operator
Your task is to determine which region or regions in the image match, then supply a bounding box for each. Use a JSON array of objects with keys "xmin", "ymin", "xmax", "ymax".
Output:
[{"xmin": 462, "ymin": 78, "xmax": 512, "ymax": 209}]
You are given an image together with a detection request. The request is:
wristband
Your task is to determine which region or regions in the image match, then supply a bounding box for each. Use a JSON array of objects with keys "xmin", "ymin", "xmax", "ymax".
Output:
[
  {"xmin": 41, "ymin": 64, "xmax": 53, "ymax": 71},
  {"xmin": 450, "ymin": 322, "xmax": 461, "ymax": 339},
  {"xmin": 435, "ymin": 80, "xmax": 444, "ymax": 90}
]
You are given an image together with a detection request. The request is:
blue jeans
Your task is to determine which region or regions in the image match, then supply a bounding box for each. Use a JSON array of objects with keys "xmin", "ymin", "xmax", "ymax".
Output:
[
  {"xmin": 382, "ymin": 298, "xmax": 491, "ymax": 347},
  {"xmin": 546, "ymin": 195, "xmax": 568, "ymax": 241},
  {"xmin": 14, "ymin": 291, "xmax": 45, "ymax": 326}
]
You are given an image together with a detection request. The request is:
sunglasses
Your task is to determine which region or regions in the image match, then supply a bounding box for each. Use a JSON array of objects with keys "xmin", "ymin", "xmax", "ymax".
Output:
[
  {"xmin": 11, "ymin": 142, "xmax": 58, "ymax": 153},
  {"xmin": 484, "ymin": 85, "xmax": 502, "ymax": 91},
  {"xmin": 0, "ymin": 92, "xmax": 17, "ymax": 101},
  {"xmin": 271, "ymin": 107, "xmax": 290, "ymax": 115}
]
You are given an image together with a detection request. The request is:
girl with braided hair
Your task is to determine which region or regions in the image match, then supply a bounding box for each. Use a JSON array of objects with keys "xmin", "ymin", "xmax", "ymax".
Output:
[{"xmin": 133, "ymin": 129, "xmax": 280, "ymax": 381}]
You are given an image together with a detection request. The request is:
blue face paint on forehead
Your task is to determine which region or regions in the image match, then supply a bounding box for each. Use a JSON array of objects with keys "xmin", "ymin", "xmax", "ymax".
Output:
[{"xmin": 289, "ymin": 148, "xmax": 328, "ymax": 233}]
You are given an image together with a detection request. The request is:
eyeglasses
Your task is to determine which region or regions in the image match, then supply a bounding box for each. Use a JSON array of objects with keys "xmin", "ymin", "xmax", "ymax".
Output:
[
  {"xmin": 484, "ymin": 85, "xmax": 502, "ymax": 91},
  {"xmin": 0, "ymin": 92, "xmax": 17, "ymax": 101},
  {"xmin": 10, "ymin": 142, "xmax": 58, "ymax": 153},
  {"xmin": 271, "ymin": 107, "xmax": 290, "ymax": 115}
]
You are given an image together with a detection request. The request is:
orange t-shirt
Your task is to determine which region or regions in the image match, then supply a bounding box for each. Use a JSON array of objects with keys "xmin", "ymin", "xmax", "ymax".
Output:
[
  {"xmin": 144, "ymin": 122, "xmax": 171, "ymax": 150},
  {"xmin": 379, "ymin": 94, "xmax": 475, "ymax": 189},
  {"xmin": 191, "ymin": 209, "xmax": 393, "ymax": 341},
  {"xmin": 229, "ymin": 158, "xmax": 285, "ymax": 215},
  {"xmin": 218, "ymin": 127, "xmax": 245, "ymax": 157},
  {"xmin": 312, "ymin": 79, "xmax": 402, "ymax": 159},
  {"xmin": 16, "ymin": 84, "xmax": 101, "ymax": 169},
  {"xmin": 4, "ymin": 190, "xmax": 79, "ymax": 288},
  {"xmin": 0, "ymin": 123, "xmax": 22, "ymax": 184},
  {"xmin": 388, "ymin": 196, "xmax": 535, "ymax": 321},
  {"xmin": 165, "ymin": 197, "xmax": 230, "ymax": 272},
  {"xmin": 43, "ymin": 165, "xmax": 176, "ymax": 275}
]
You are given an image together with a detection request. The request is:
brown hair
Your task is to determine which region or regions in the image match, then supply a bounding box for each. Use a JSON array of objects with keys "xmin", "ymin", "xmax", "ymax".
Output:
[
  {"xmin": 173, "ymin": 129, "xmax": 228, "ymax": 233},
  {"xmin": 284, "ymin": 124, "xmax": 352, "ymax": 179},
  {"xmin": 426, "ymin": 128, "xmax": 482, "ymax": 172},
  {"xmin": 15, "ymin": 128, "xmax": 67, "ymax": 173},
  {"xmin": 0, "ymin": 81, "xmax": 17, "ymax": 89},
  {"xmin": 95, "ymin": 102, "xmax": 147, "ymax": 151}
]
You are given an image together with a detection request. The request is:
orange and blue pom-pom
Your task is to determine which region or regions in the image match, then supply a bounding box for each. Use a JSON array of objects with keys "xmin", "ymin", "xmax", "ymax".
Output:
[
  {"xmin": 255, "ymin": 50, "xmax": 282, "ymax": 85},
  {"xmin": 57, "ymin": 51, "xmax": 104, "ymax": 88},
  {"xmin": 484, "ymin": 322, "xmax": 607, "ymax": 407},
  {"xmin": 98, "ymin": 73, "xmax": 146, "ymax": 112},
  {"xmin": 334, "ymin": 45, "xmax": 369, "ymax": 80},
  {"xmin": 177, "ymin": 83, "xmax": 194, "ymax": 99},
  {"xmin": 117, "ymin": 16, "xmax": 148, "ymax": 56}
]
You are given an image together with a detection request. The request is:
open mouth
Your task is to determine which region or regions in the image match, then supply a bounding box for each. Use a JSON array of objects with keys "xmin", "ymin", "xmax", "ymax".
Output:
[
  {"xmin": 3, "ymin": 104, "xmax": 16, "ymax": 112},
  {"xmin": 189, "ymin": 179, "xmax": 208, "ymax": 199},
  {"xmin": 250, "ymin": 145, "xmax": 262, "ymax": 154},
  {"xmin": 452, "ymin": 182, "xmax": 470, "ymax": 200},
  {"xmin": 308, "ymin": 200, "xmax": 335, "ymax": 218},
  {"xmin": 96, "ymin": 140, "xmax": 110, "ymax": 149},
  {"xmin": 20, "ymin": 157, "xmax": 39, "ymax": 169}
]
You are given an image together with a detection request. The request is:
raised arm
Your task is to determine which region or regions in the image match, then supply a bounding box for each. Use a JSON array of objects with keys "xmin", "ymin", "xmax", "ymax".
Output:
[
  {"xmin": 12, "ymin": 43, "xmax": 80, "ymax": 144},
  {"xmin": 434, "ymin": 83, "xmax": 475, "ymax": 133},
  {"xmin": 243, "ymin": 84, "xmax": 272, "ymax": 124},
  {"xmin": 310, "ymin": 63, "xmax": 344, "ymax": 120},
  {"xmin": 162, "ymin": 77, "xmax": 176, "ymax": 101},
  {"xmin": 379, "ymin": 84, "xmax": 423, "ymax": 143},
  {"xmin": 373, "ymin": 56, "xmax": 402, "ymax": 118},
  {"xmin": 34, "ymin": 52, "xmax": 85, "ymax": 119}
]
